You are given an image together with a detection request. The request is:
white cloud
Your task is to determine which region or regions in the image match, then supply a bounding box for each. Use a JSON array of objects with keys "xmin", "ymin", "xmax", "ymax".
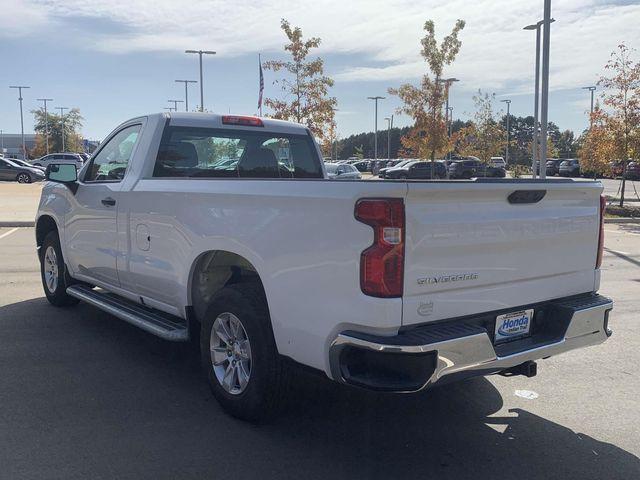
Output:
[
  {"xmin": 1, "ymin": 0, "xmax": 51, "ymax": 35},
  {"xmin": 5, "ymin": 0, "xmax": 640, "ymax": 95}
]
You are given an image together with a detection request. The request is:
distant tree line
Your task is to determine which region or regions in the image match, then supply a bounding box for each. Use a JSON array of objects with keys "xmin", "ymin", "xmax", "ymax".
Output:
[{"xmin": 336, "ymin": 116, "xmax": 581, "ymax": 162}]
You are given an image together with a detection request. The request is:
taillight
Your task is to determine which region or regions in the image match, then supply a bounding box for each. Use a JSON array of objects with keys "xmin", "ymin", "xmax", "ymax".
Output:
[
  {"xmin": 221, "ymin": 115, "xmax": 264, "ymax": 127},
  {"xmin": 596, "ymin": 194, "xmax": 606, "ymax": 269},
  {"xmin": 355, "ymin": 198, "xmax": 405, "ymax": 297}
]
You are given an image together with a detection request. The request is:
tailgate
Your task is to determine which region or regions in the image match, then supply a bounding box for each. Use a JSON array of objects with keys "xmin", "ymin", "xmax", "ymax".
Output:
[{"xmin": 402, "ymin": 180, "xmax": 602, "ymax": 326}]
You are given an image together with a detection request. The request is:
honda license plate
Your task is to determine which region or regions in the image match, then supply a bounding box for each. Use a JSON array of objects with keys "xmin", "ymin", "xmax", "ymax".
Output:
[{"xmin": 494, "ymin": 309, "xmax": 533, "ymax": 344}]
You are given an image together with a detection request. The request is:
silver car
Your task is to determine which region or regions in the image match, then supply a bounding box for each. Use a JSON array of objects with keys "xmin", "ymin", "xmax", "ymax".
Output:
[
  {"xmin": 325, "ymin": 163, "xmax": 362, "ymax": 180},
  {"xmin": 32, "ymin": 153, "xmax": 83, "ymax": 169}
]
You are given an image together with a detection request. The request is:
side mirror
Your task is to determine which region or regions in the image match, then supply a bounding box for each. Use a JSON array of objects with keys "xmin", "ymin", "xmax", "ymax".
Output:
[
  {"xmin": 46, "ymin": 163, "xmax": 77, "ymax": 182},
  {"xmin": 46, "ymin": 164, "xmax": 78, "ymax": 193}
]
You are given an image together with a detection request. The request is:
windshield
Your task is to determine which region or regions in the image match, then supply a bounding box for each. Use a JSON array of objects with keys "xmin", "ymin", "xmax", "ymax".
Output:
[
  {"xmin": 393, "ymin": 160, "xmax": 412, "ymax": 168},
  {"xmin": 11, "ymin": 159, "xmax": 31, "ymax": 168},
  {"xmin": 1, "ymin": 158, "xmax": 20, "ymax": 168}
]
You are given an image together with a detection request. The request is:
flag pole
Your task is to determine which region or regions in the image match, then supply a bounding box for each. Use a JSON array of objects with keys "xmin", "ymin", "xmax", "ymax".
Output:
[{"xmin": 258, "ymin": 53, "xmax": 263, "ymax": 117}]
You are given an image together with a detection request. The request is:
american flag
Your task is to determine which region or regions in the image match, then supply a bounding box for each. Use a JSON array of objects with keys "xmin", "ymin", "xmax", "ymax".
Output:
[{"xmin": 258, "ymin": 54, "xmax": 264, "ymax": 115}]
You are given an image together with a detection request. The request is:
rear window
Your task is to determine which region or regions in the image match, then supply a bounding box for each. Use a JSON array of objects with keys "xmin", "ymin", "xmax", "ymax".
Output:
[{"xmin": 153, "ymin": 126, "xmax": 323, "ymax": 179}]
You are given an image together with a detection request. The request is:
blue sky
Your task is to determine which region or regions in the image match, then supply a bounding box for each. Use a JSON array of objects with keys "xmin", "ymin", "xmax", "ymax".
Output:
[{"xmin": 1, "ymin": 0, "xmax": 638, "ymax": 142}]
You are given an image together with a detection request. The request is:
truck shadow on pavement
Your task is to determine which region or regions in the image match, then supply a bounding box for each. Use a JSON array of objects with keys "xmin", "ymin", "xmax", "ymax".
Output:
[{"xmin": 1, "ymin": 297, "xmax": 638, "ymax": 480}]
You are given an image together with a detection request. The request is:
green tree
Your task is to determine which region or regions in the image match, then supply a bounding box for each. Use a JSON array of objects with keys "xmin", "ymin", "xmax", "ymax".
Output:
[
  {"xmin": 597, "ymin": 43, "xmax": 640, "ymax": 206},
  {"xmin": 389, "ymin": 19, "xmax": 465, "ymax": 170},
  {"xmin": 579, "ymin": 107, "xmax": 615, "ymax": 178},
  {"xmin": 264, "ymin": 19, "xmax": 337, "ymax": 148},
  {"xmin": 454, "ymin": 90, "xmax": 506, "ymax": 171},
  {"xmin": 31, "ymin": 108, "xmax": 84, "ymax": 157}
]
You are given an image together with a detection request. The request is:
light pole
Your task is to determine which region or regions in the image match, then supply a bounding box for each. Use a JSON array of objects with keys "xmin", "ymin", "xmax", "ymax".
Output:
[
  {"xmin": 168, "ymin": 99, "xmax": 184, "ymax": 111},
  {"xmin": 185, "ymin": 50, "xmax": 216, "ymax": 112},
  {"xmin": 500, "ymin": 99, "xmax": 512, "ymax": 166},
  {"xmin": 582, "ymin": 86, "xmax": 596, "ymax": 128},
  {"xmin": 437, "ymin": 78, "xmax": 459, "ymax": 125},
  {"xmin": 9, "ymin": 86, "xmax": 30, "ymax": 159},
  {"xmin": 524, "ymin": 17, "xmax": 555, "ymax": 179},
  {"xmin": 37, "ymin": 98, "xmax": 53, "ymax": 154},
  {"xmin": 537, "ymin": 0, "xmax": 553, "ymax": 179},
  {"xmin": 438, "ymin": 78, "xmax": 459, "ymax": 162},
  {"xmin": 367, "ymin": 96, "xmax": 385, "ymax": 160},
  {"xmin": 448, "ymin": 106, "xmax": 453, "ymax": 137},
  {"xmin": 56, "ymin": 107, "xmax": 68, "ymax": 152},
  {"xmin": 384, "ymin": 116, "xmax": 393, "ymax": 160},
  {"xmin": 175, "ymin": 80, "xmax": 197, "ymax": 111},
  {"xmin": 332, "ymin": 107, "xmax": 339, "ymax": 161}
]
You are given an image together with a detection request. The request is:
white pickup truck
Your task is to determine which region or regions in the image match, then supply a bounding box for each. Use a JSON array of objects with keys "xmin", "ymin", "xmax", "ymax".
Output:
[{"xmin": 36, "ymin": 113, "xmax": 613, "ymax": 421}]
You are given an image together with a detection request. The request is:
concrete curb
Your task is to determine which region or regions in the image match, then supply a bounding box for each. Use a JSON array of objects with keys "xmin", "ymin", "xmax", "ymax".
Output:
[
  {"xmin": 604, "ymin": 217, "xmax": 640, "ymax": 224},
  {"xmin": 0, "ymin": 221, "xmax": 35, "ymax": 228}
]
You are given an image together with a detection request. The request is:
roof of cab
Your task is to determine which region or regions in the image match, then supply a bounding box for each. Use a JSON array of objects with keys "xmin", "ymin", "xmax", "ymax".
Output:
[{"xmin": 161, "ymin": 112, "xmax": 310, "ymax": 135}]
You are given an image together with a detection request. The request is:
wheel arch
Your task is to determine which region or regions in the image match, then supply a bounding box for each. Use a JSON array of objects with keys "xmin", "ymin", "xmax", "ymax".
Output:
[
  {"xmin": 187, "ymin": 250, "xmax": 269, "ymax": 326},
  {"xmin": 35, "ymin": 215, "xmax": 59, "ymax": 250}
]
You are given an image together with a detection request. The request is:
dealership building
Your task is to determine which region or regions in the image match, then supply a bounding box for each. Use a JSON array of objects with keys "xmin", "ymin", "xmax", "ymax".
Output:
[{"xmin": 0, "ymin": 133, "xmax": 37, "ymax": 160}]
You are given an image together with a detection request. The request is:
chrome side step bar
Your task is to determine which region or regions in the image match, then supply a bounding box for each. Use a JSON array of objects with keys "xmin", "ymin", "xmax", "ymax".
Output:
[{"xmin": 66, "ymin": 285, "xmax": 189, "ymax": 341}]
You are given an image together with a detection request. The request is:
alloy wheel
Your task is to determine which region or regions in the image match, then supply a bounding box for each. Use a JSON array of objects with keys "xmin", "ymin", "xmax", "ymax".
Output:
[
  {"xmin": 43, "ymin": 246, "xmax": 59, "ymax": 293},
  {"xmin": 17, "ymin": 173, "xmax": 31, "ymax": 183},
  {"xmin": 210, "ymin": 312, "xmax": 252, "ymax": 395}
]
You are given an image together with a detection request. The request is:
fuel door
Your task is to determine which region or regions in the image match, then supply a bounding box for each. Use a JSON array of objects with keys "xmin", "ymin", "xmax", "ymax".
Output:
[{"xmin": 135, "ymin": 224, "xmax": 151, "ymax": 251}]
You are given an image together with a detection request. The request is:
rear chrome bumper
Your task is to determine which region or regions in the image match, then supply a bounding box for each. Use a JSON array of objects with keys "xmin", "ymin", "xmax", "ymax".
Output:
[{"xmin": 329, "ymin": 294, "xmax": 613, "ymax": 392}]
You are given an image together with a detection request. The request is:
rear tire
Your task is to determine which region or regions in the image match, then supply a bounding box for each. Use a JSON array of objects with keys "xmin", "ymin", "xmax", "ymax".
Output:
[
  {"xmin": 17, "ymin": 173, "xmax": 32, "ymax": 183},
  {"xmin": 200, "ymin": 283, "xmax": 289, "ymax": 422},
  {"xmin": 40, "ymin": 231, "xmax": 79, "ymax": 307}
]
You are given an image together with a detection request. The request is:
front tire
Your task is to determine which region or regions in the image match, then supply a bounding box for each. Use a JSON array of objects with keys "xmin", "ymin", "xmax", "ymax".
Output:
[
  {"xmin": 17, "ymin": 172, "xmax": 32, "ymax": 183},
  {"xmin": 200, "ymin": 283, "xmax": 289, "ymax": 422},
  {"xmin": 40, "ymin": 231, "xmax": 79, "ymax": 307}
]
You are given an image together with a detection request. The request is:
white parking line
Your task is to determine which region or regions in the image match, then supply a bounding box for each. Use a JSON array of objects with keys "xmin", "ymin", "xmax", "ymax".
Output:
[
  {"xmin": 0, "ymin": 227, "xmax": 19, "ymax": 240},
  {"xmin": 605, "ymin": 248, "xmax": 630, "ymax": 256}
]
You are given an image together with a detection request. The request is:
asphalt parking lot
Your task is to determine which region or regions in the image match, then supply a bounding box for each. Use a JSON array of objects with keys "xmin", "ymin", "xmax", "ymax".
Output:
[{"xmin": 0, "ymin": 226, "xmax": 638, "ymax": 479}]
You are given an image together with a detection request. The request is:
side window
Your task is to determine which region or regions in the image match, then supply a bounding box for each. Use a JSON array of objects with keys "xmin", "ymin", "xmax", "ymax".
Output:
[
  {"xmin": 85, "ymin": 125, "xmax": 141, "ymax": 182},
  {"xmin": 53, "ymin": 155, "xmax": 64, "ymax": 160},
  {"xmin": 153, "ymin": 127, "xmax": 323, "ymax": 179}
]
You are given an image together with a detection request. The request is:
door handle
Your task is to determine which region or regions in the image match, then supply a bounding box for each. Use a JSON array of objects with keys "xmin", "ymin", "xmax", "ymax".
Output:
[{"xmin": 101, "ymin": 197, "xmax": 116, "ymax": 206}]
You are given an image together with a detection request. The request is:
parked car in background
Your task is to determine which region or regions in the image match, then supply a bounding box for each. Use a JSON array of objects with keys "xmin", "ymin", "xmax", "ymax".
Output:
[
  {"xmin": 0, "ymin": 157, "xmax": 46, "ymax": 183},
  {"xmin": 609, "ymin": 161, "xmax": 624, "ymax": 178},
  {"xmin": 490, "ymin": 156, "xmax": 506, "ymax": 169},
  {"xmin": 325, "ymin": 163, "xmax": 362, "ymax": 180},
  {"xmin": 448, "ymin": 159, "xmax": 506, "ymax": 179},
  {"xmin": 625, "ymin": 162, "xmax": 640, "ymax": 180},
  {"xmin": 79, "ymin": 153, "xmax": 91, "ymax": 163},
  {"xmin": 370, "ymin": 159, "xmax": 388, "ymax": 175},
  {"xmin": 385, "ymin": 160, "xmax": 447, "ymax": 180},
  {"xmin": 352, "ymin": 160, "xmax": 371, "ymax": 172},
  {"xmin": 32, "ymin": 153, "xmax": 84, "ymax": 169},
  {"xmin": 559, "ymin": 159, "xmax": 580, "ymax": 177},
  {"xmin": 10, "ymin": 158, "xmax": 46, "ymax": 172},
  {"xmin": 545, "ymin": 159, "xmax": 563, "ymax": 176},
  {"xmin": 379, "ymin": 159, "xmax": 413, "ymax": 178}
]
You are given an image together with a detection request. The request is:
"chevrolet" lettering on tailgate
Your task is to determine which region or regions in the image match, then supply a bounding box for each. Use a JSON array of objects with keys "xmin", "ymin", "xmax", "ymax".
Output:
[{"xmin": 417, "ymin": 273, "xmax": 479, "ymax": 285}]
